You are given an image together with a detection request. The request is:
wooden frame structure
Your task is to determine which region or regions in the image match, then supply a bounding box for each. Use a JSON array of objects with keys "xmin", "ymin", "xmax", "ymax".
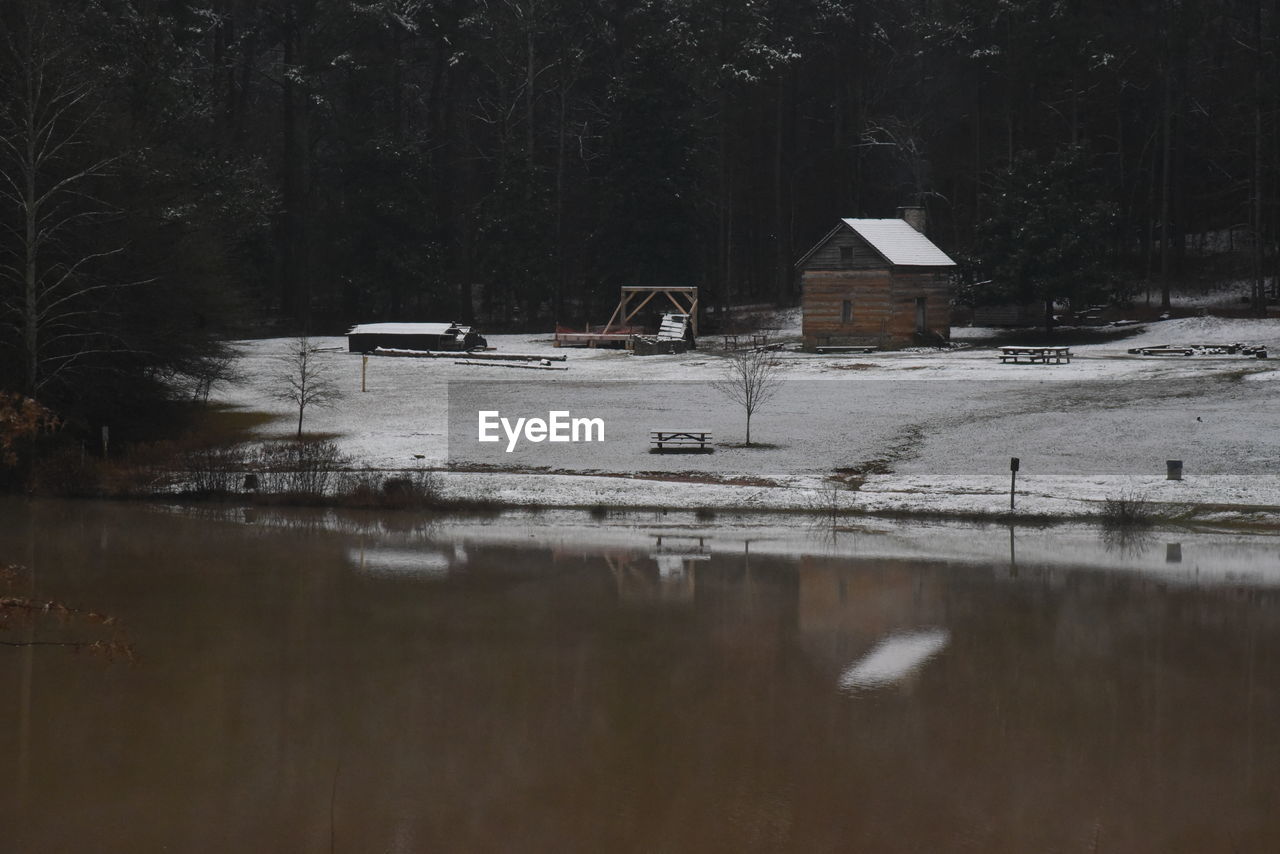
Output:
[
  {"xmin": 555, "ymin": 286, "xmax": 699, "ymax": 348},
  {"xmin": 603, "ymin": 286, "xmax": 698, "ymax": 336}
]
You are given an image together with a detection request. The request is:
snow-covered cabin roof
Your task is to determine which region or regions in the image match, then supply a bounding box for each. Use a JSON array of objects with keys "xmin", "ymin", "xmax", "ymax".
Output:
[
  {"xmin": 347, "ymin": 322, "xmax": 460, "ymax": 336},
  {"xmin": 795, "ymin": 218, "xmax": 956, "ymax": 268},
  {"xmin": 841, "ymin": 218, "xmax": 955, "ymax": 266}
]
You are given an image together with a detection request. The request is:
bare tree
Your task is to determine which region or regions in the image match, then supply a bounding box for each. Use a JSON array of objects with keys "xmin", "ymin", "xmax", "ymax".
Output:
[
  {"xmin": 273, "ymin": 337, "xmax": 339, "ymax": 438},
  {"xmin": 0, "ymin": 4, "xmax": 128, "ymax": 398},
  {"xmin": 714, "ymin": 348, "xmax": 787, "ymax": 446},
  {"xmin": 186, "ymin": 350, "xmax": 244, "ymax": 404}
]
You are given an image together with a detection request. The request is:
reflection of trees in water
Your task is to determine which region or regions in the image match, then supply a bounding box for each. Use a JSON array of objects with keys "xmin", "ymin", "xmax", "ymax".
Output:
[
  {"xmin": 157, "ymin": 501, "xmax": 445, "ymax": 539},
  {"xmin": 1100, "ymin": 526, "xmax": 1157, "ymax": 559},
  {"xmin": 805, "ymin": 481, "xmax": 859, "ymax": 549}
]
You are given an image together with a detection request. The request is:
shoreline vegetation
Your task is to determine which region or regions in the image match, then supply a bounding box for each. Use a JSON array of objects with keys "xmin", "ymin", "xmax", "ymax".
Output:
[
  {"xmin": 18, "ymin": 484, "xmax": 1280, "ymax": 535},
  {"xmin": 12, "ymin": 444, "xmax": 1279, "ymax": 534}
]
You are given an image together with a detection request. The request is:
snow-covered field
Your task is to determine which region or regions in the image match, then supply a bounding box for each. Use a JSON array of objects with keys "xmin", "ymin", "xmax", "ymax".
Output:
[{"xmin": 213, "ymin": 315, "xmax": 1280, "ymax": 522}]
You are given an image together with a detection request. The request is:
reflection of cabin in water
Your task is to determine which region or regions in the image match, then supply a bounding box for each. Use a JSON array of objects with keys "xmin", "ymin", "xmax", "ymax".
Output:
[
  {"xmin": 796, "ymin": 557, "xmax": 949, "ymax": 679},
  {"xmin": 796, "ymin": 211, "xmax": 955, "ymax": 350}
]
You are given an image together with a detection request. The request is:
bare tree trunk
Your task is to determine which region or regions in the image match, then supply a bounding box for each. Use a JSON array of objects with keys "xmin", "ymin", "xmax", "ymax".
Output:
[
  {"xmin": 1145, "ymin": 138, "xmax": 1156, "ymax": 305},
  {"xmin": 280, "ymin": 1, "xmax": 312, "ymax": 328},
  {"xmin": 22, "ymin": 103, "xmax": 37, "ymax": 395},
  {"xmin": 1254, "ymin": 104, "xmax": 1265, "ymax": 316},
  {"xmin": 1005, "ymin": 14, "xmax": 1015, "ymax": 167},
  {"xmin": 1160, "ymin": 66, "xmax": 1173, "ymax": 310},
  {"xmin": 973, "ymin": 85, "xmax": 982, "ymax": 225},
  {"xmin": 554, "ymin": 81, "xmax": 568, "ymax": 323},
  {"xmin": 234, "ymin": 19, "xmax": 257, "ymax": 147},
  {"xmin": 391, "ymin": 26, "xmax": 403, "ymax": 142},
  {"xmin": 718, "ymin": 90, "xmax": 732, "ymax": 316},
  {"xmin": 1252, "ymin": 0, "xmax": 1266, "ymax": 316},
  {"xmin": 525, "ymin": 20, "xmax": 536, "ymax": 175},
  {"xmin": 1115, "ymin": 97, "xmax": 1126, "ymax": 261},
  {"xmin": 773, "ymin": 78, "xmax": 789, "ymax": 305},
  {"xmin": 1273, "ymin": 0, "xmax": 1280, "ymax": 307}
]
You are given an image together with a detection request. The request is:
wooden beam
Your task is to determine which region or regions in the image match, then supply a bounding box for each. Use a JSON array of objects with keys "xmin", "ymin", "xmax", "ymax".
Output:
[
  {"xmin": 662, "ymin": 290, "xmax": 689, "ymax": 313},
  {"xmin": 601, "ymin": 293, "xmax": 627, "ymax": 335},
  {"xmin": 621, "ymin": 290, "xmax": 660, "ymax": 326}
]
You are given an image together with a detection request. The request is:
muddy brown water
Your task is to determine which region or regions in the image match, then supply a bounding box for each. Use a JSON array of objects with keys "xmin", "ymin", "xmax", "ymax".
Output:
[{"xmin": 2, "ymin": 499, "xmax": 1279, "ymax": 853}]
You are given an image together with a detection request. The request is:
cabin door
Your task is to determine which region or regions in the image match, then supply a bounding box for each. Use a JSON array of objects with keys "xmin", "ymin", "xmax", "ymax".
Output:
[{"xmin": 914, "ymin": 297, "xmax": 927, "ymax": 334}]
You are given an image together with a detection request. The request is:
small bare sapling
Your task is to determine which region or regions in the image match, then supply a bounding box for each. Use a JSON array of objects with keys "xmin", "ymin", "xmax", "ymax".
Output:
[
  {"xmin": 273, "ymin": 336, "xmax": 339, "ymax": 438},
  {"xmin": 714, "ymin": 348, "xmax": 787, "ymax": 445}
]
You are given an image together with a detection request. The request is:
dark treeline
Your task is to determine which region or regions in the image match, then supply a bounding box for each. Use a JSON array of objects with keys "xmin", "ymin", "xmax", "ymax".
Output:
[{"xmin": 1, "ymin": 0, "xmax": 1278, "ymax": 427}]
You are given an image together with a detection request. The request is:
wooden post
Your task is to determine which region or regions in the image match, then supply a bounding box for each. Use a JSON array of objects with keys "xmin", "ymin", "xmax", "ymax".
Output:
[
  {"xmin": 361, "ymin": 355, "xmax": 368, "ymax": 392},
  {"xmin": 1009, "ymin": 457, "xmax": 1019, "ymax": 510},
  {"xmin": 101, "ymin": 425, "xmax": 109, "ymax": 459}
]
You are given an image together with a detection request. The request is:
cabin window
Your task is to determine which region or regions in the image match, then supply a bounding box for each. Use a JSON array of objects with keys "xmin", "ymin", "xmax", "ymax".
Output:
[
  {"xmin": 841, "ymin": 299, "xmax": 853, "ymax": 323},
  {"xmin": 839, "ymin": 246, "xmax": 853, "ymax": 262}
]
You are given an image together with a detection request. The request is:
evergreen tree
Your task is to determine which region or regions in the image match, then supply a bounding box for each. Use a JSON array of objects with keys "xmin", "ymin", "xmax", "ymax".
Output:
[{"xmin": 972, "ymin": 146, "xmax": 1118, "ymax": 329}]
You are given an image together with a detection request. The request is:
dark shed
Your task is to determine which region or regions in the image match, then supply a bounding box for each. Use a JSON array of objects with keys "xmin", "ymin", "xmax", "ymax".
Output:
[{"xmin": 346, "ymin": 322, "xmax": 480, "ymax": 353}]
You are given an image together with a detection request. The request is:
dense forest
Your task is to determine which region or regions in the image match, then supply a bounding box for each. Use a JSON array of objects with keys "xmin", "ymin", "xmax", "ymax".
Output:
[{"xmin": 1, "ymin": 0, "xmax": 1278, "ymax": 427}]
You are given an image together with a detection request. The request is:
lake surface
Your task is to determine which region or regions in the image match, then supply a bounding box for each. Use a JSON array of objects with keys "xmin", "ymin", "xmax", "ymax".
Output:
[{"xmin": 2, "ymin": 498, "xmax": 1280, "ymax": 852}]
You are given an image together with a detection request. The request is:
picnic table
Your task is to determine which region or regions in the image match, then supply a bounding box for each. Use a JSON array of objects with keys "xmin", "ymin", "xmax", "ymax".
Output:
[
  {"xmin": 998, "ymin": 345, "xmax": 1072, "ymax": 364},
  {"xmin": 650, "ymin": 429, "xmax": 713, "ymax": 454}
]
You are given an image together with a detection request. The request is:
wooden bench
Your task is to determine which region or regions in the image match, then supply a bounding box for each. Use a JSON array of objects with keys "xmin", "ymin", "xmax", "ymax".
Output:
[
  {"xmin": 999, "ymin": 345, "xmax": 1072, "ymax": 364},
  {"xmin": 650, "ymin": 430, "xmax": 713, "ymax": 454},
  {"xmin": 1127, "ymin": 346, "xmax": 1192, "ymax": 356},
  {"xmin": 815, "ymin": 345, "xmax": 877, "ymax": 354}
]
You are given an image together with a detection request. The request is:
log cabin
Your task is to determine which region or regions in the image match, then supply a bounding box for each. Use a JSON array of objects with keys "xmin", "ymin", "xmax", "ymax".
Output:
[{"xmin": 796, "ymin": 214, "xmax": 955, "ymax": 349}]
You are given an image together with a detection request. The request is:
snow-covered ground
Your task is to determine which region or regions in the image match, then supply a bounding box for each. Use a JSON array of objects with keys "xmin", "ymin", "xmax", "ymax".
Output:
[{"xmin": 213, "ymin": 316, "xmax": 1280, "ymax": 522}]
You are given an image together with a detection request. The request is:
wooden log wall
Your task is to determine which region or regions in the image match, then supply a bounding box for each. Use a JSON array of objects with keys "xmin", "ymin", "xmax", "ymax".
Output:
[
  {"xmin": 802, "ymin": 269, "xmax": 951, "ymax": 348},
  {"xmin": 803, "ymin": 270, "xmax": 894, "ymax": 344}
]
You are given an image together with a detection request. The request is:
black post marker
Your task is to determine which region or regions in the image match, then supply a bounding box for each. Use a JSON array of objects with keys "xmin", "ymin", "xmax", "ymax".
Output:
[{"xmin": 1009, "ymin": 457, "xmax": 1020, "ymax": 510}]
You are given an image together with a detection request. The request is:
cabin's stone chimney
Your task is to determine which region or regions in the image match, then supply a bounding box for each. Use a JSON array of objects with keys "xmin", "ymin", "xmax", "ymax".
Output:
[{"xmin": 897, "ymin": 205, "xmax": 926, "ymax": 234}]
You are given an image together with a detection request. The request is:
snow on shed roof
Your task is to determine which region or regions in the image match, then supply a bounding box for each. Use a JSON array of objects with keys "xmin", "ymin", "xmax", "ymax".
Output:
[
  {"xmin": 841, "ymin": 218, "xmax": 955, "ymax": 267},
  {"xmin": 347, "ymin": 322, "xmax": 461, "ymax": 337}
]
